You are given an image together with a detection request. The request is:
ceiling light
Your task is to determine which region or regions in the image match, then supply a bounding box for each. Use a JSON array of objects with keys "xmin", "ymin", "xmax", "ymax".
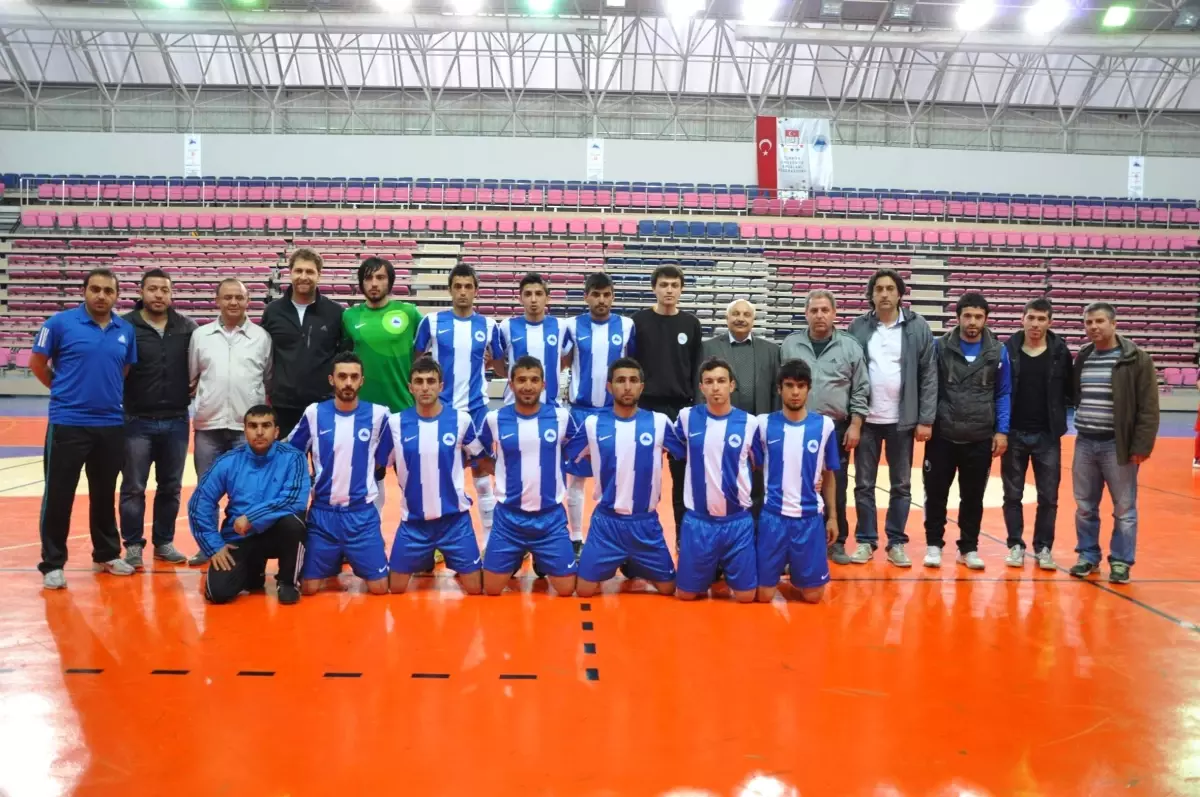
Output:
[
  {"xmin": 889, "ymin": 1, "xmax": 916, "ymax": 21},
  {"xmin": 955, "ymin": 0, "xmax": 996, "ymax": 30},
  {"xmin": 664, "ymin": 0, "xmax": 703, "ymax": 20},
  {"xmin": 818, "ymin": 0, "xmax": 843, "ymax": 20},
  {"xmin": 528, "ymin": 0, "xmax": 555, "ymax": 12},
  {"xmin": 1100, "ymin": 4, "xmax": 1130, "ymax": 27},
  {"xmin": 452, "ymin": 0, "xmax": 483, "ymax": 14},
  {"xmin": 1024, "ymin": 0, "xmax": 1069, "ymax": 34},
  {"xmin": 742, "ymin": 0, "xmax": 777, "ymax": 23},
  {"xmin": 158, "ymin": 0, "xmax": 188, "ymax": 7},
  {"xmin": 605, "ymin": 0, "xmax": 626, "ymax": 6},
  {"xmin": 375, "ymin": 0, "xmax": 409, "ymax": 11}
]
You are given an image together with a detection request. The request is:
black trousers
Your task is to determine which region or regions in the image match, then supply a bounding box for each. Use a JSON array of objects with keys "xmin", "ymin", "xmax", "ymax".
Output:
[
  {"xmin": 39, "ymin": 424, "xmax": 125, "ymax": 574},
  {"xmin": 923, "ymin": 436, "xmax": 993, "ymax": 554},
  {"xmin": 273, "ymin": 406, "xmax": 306, "ymax": 440},
  {"xmin": 638, "ymin": 398, "xmax": 690, "ymax": 535},
  {"xmin": 827, "ymin": 420, "xmax": 851, "ymax": 546},
  {"xmin": 204, "ymin": 514, "xmax": 306, "ymax": 604}
]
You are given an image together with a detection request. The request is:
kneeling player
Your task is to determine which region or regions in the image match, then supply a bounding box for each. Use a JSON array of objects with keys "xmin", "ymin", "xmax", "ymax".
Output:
[
  {"xmin": 567, "ymin": 358, "xmax": 682, "ymax": 597},
  {"xmin": 381, "ymin": 357, "xmax": 485, "ymax": 594},
  {"xmin": 476, "ymin": 356, "xmax": 578, "ymax": 596},
  {"xmin": 287, "ymin": 352, "xmax": 391, "ymax": 595},
  {"xmin": 755, "ymin": 359, "xmax": 839, "ymax": 603},
  {"xmin": 674, "ymin": 358, "xmax": 762, "ymax": 603}
]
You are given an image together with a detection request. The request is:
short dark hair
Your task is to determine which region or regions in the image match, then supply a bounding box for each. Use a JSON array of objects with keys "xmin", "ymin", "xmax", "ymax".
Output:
[
  {"xmin": 448, "ymin": 263, "xmax": 479, "ymax": 289},
  {"xmin": 331, "ymin": 351, "xmax": 364, "ymax": 373},
  {"xmin": 699, "ymin": 356, "xmax": 734, "ymax": 381},
  {"xmin": 288, "ymin": 247, "xmax": 324, "ymax": 272},
  {"xmin": 956, "ymin": 292, "xmax": 990, "ymax": 317},
  {"xmin": 584, "ymin": 272, "xmax": 613, "ymax": 294},
  {"xmin": 651, "ymin": 264, "xmax": 685, "ymax": 288},
  {"xmin": 83, "ymin": 267, "xmax": 117, "ymax": 290},
  {"xmin": 410, "ymin": 356, "xmax": 442, "ymax": 381},
  {"xmin": 1084, "ymin": 301, "xmax": 1116, "ymax": 321},
  {"xmin": 607, "ymin": 357, "xmax": 644, "ymax": 383},
  {"xmin": 244, "ymin": 404, "xmax": 277, "ymax": 424},
  {"xmin": 778, "ymin": 358, "xmax": 813, "ymax": 389},
  {"xmin": 358, "ymin": 256, "xmax": 395, "ymax": 293},
  {"xmin": 519, "ymin": 272, "xmax": 548, "ymax": 293},
  {"xmin": 1023, "ymin": 297, "xmax": 1054, "ymax": 318},
  {"xmin": 510, "ymin": 354, "xmax": 544, "ymax": 379},
  {"xmin": 140, "ymin": 268, "xmax": 171, "ymax": 287},
  {"xmin": 866, "ymin": 268, "xmax": 907, "ymax": 306}
]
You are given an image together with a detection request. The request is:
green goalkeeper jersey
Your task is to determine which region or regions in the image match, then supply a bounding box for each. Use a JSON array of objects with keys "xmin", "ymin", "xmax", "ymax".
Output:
[{"xmin": 342, "ymin": 299, "xmax": 423, "ymax": 411}]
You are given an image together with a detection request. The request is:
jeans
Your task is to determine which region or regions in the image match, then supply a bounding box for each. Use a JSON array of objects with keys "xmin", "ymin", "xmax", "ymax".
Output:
[
  {"xmin": 923, "ymin": 436, "xmax": 992, "ymax": 554},
  {"xmin": 39, "ymin": 424, "xmax": 125, "ymax": 574},
  {"xmin": 119, "ymin": 416, "xmax": 190, "ymax": 548},
  {"xmin": 1073, "ymin": 436, "xmax": 1139, "ymax": 566},
  {"xmin": 1001, "ymin": 430, "xmax": 1061, "ymax": 552},
  {"xmin": 853, "ymin": 422, "xmax": 913, "ymax": 550},
  {"xmin": 194, "ymin": 428, "xmax": 245, "ymax": 481}
]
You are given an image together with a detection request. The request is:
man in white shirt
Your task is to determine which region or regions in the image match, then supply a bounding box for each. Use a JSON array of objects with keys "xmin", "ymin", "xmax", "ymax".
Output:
[
  {"xmin": 844, "ymin": 269, "xmax": 937, "ymax": 568},
  {"xmin": 188, "ymin": 277, "xmax": 273, "ymax": 565}
]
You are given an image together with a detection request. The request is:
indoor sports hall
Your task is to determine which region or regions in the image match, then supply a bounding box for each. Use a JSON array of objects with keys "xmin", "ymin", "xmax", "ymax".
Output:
[{"xmin": 0, "ymin": 0, "xmax": 1199, "ymax": 793}]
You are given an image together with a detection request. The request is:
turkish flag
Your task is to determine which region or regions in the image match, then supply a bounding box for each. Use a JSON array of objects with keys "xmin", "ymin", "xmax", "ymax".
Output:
[{"xmin": 755, "ymin": 115, "xmax": 777, "ymax": 197}]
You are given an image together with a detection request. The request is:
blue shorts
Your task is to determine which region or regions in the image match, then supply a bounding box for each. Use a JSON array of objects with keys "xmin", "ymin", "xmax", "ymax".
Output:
[
  {"xmin": 563, "ymin": 406, "xmax": 604, "ymax": 477},
  {"xmin": 757, "ymin": 511, "xmax": 831, "ymax": 590},
  {"xmin": 677, "ymin": 510, "xmax": 756, "ymax": 594},
  {"xmin": 303, "ymin": 504, "xmax": 389, "ymax": 581},
  {"xmin": 390, "ymin": 511, "xmax": 482, "ymax": 575},
  {"xmin": 578, "ymin": 508, "xmax": 676, "ymax": 584},
  {"xmin": 482, "ymin": 503, "xmax": 577, "ymax": 578}
]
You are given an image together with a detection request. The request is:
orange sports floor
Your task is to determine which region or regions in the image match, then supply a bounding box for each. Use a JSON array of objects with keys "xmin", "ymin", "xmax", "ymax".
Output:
[{"xmin": 1, "ymin": 414, "xmax": 1199, "ymax": 797}]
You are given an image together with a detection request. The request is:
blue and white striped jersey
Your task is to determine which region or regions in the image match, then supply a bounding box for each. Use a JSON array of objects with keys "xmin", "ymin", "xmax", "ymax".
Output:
[
  {"xmin": 673, "ymin": 405, "xmax": 762, "ymax": 518},
  {"xmin": 756, "ymin": 411, "xmax": 839, "ymax": 518},
  {"xmin": 380, "ymin": 404, "xmax": 484, "ymax": 523},
  {"xmin": 476, "ymin": 404, "xmax": 577, "ymax": 513},
  {"xmin": 287, "ymin": 400, "xmax": 391, "ymax": 510},
  {"xmin": 563, "ymin": 314, "xmax": 636, "ymax": 409},
  {"xmin": 497, "ymin": 316, "xmax": 571, "ymax": 406},
  {"xmin": 414, "ymin": 310, "xmax": 503, "ymax": 415}
]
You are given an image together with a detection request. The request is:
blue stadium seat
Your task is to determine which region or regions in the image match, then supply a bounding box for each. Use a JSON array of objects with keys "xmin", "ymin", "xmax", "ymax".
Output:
[{"xmin": 638, "ymin": 220, "xmax": 655, "ymax": 237}]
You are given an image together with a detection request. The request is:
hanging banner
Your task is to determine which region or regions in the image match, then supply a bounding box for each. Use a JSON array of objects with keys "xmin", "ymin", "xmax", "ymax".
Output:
[
  {"xmin": 1127, "ymin": 156, "xmax": 1145, "ymax": 199},
  {"xmin": 755, "ymin": 116, "xmax": 778, "ymax": 195},
  {"xmin": 183, "ymin": 134, "xmax": 202, "ymax": 178},
  {"xmin": 586, "ymin": 138, "xmax": 604, "ymax": 181},
  {"xmin": 776, "ymin": 117, "xmax": 834, "ymax": 198}
]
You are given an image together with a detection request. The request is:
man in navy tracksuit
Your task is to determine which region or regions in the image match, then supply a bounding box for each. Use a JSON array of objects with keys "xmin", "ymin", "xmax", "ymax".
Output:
[{"xmin": 188, "ymin": 405, "xmax": 311, "ymax": 605}]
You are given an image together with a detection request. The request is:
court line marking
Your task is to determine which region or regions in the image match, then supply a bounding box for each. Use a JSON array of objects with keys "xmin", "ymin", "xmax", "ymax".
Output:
[
  {"xmin": 150, "ymin": 669, "xmax": 190, "ymax": 676},
  {"xmin": 64, "ymin": 668, "xmax": 102, "ymax": 674},
  {"xmin": 498, "ymin": 674, "xmax": 537, "ymax": 680},
  {"xmin": 585, "ymin": 668, "xmax": 599, "ymax": 681},
  {"xmin": 237, "ymin": 670, "xmax": 274, "ymax": 677},
  {"xmin": 324, "ymin": 672, "xmax": 362, "ymax": 678},
  {"xmin": 583, "ymin": 643, "xmax": 596, "ymax": 654},
  {"xmin": 411, "ymin": 673, "xmax": 450, "ymax": 679}
]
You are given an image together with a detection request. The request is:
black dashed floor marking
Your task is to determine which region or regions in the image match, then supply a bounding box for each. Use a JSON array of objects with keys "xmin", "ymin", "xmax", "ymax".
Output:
[
  {"xmin": 323, "ymin": 672, "xmax": 362, "ymax": 678},
  {"xmin": 585, "ymin": 668, "xmax": 599, "ymax": 681},
  {"xmin": 411, "ymin": 672, "xmax": 450, "ymax": 679},
  {"xmin": 583, "ymin": 642, "xmax": 596, "ymax": 654},
  {"xmin": 581, "ymin": 621, "xmax": 593, "ymax": 631},
  {"xmin": 499, "ymin": 674, "xmax": 537, "ymax": 680},
  {"xmin": 65, "ymin": 668, "xmax": 102, "ymax": 674},
  {"xmin": 237, "ymin": 670, "xmax": 275, "ymax": 677},
  {"xmin": 150, "ymin": 669, "xmax": 189, "ymax": 676},
  {"xmin": 580, "ymin": 602, "xmax": 592, "ymax": 611}
]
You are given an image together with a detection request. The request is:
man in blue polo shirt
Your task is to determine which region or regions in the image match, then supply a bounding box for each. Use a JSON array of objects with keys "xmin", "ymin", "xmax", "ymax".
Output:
[{"xmin": 32, "ymin": 268, "xmax": 138, "ymax": 590}]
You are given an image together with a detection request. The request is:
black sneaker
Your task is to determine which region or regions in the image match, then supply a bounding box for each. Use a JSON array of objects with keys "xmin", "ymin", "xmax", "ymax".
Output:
[
  {"xmin": 828, "ymin": 542, "xmax": 851, "ymax": 565},
  {"xmin": 572, "ymin": 540, "xmax": 583, "ymax": 563},
  {"xmin": 1068, "ymin": 559, "xmax": 1098, "ymax": 579},
  {"xmin": 1109, "ymin": 562, "xmax": 1131, "ymax": 584},
  {"xmin": 277, "ymin": 584, "xmax": 300, "ymax": 605},
  {"xmin": 619, "ymin": 561, "xmax": 634, "ymax": 579}
]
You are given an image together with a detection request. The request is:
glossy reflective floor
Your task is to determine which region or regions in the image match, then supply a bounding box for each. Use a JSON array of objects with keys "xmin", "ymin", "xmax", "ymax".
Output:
[{"xmin": 1, "ymin": 411, "xmax": 1199, "ymax": 797}]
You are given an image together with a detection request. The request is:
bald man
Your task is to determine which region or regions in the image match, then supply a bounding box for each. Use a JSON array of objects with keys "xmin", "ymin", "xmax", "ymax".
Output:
[{"xmin": 702, "ymin": 300, "xmax": 780, "ymax": 516}]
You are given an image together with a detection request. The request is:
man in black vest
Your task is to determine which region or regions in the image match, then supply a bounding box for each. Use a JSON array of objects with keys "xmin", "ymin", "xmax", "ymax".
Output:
[
  {"xmin": 922, "ymin": 293, "xmax": 1011, "ymax": 570},
  {"xmin": 1000, "ymin": 297, "xmax": 1074, "ymax": 571}
]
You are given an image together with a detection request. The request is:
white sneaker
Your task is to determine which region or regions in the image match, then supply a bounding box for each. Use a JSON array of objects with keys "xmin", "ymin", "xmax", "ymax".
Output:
[
  {"xmin": 1036, "ymin": 547, "xmax": 1056, "ymax": 571},
  {"xmin": 957, "ymin": 551, "xmax": 986, "ymax": 570},
  {"xmin": 848, "ymin": 543, "xmax": 873, "ymax": 564},
  {"xmin": 1005, "ymin": 545, "xmax": 1024, "ymax": 568},
  {"xmin": 1193, "ymin": 458, "xmax": 1200, "ymax": 469},
  {"xmin": 93, "ymin": 559, "xmax": 135, "ymax": 576},
  {"xmin": 923, "ymin": 546, "xmax": 942, "ymax": 568},
  {"xmin": 43, "ymin": 569, "xmax": 66, "ymax": 590}
]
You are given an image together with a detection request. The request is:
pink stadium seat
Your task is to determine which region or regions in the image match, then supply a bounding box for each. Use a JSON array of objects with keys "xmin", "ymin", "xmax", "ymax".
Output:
[
  {"xmin": 358, "ymin": 217, "xmax": 376, "ymax": 232},
  {"xmin": 375, "ymin": 217, "xmax": 392, "ymax": 232},
  {"xmin": 284, "ymin": 215, "xmax": 301, "ymax": 232},
  {"xmin": 498, "ymin": 218, "xmax": 515, "ymax": 234},
  {"xmin": 534, "ymin": 219, "xmax": 552, "ymax": 235},
  {"xmin": 618, "ymin": 220, "xmax": 636, "ymax": 236},
  {"xmin": 905, "ymin": 230, "xmax": 921, "ymax": 245},
  {"xmin": 551, "ymin": 219, "xmax": 568, "ymax": 235},
  {"xmin": 428, "ymin": 217, "xmax": 446, "ymax": 232},
  {"xmin": 445, "ymin": 217, "xmax": 463, "ymax": 233},
  {"xmin": 393, "ymin": 216, "xmax": 411, "ymax": 232},
  {"xmin": 111, "ymin": 213, "xmax": 129, "ymax": 230},
  {"xmin": 340, "ymin": 216, "xmax": 357, "ymax": 232},
  {"xmin": 306, "ymin": 216, "xmax": 324, "ymax": 232},
  {"xmin": 516, "ymin": 219, "xmax": 533, "ymax": 235},
  {"xmin": 162, "ymin": 212, "xmax": 181, "ymax": 230}
]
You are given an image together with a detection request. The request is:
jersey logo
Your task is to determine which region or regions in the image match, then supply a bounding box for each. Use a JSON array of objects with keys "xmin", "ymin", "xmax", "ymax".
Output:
[
  {"xmin": 355, "ymin": 322, "xmax": 367, "ymax": 329},
  {"xmin": 598, "ymin": 435, "xmax": 613, "ymax": 442},
  {"xmin": 357, "ymin": 428, "xmax": 371, "ymax": 442},
  {"xmin": 403, "ymin": 435, "xmax": 418, "ymax": 443},
  {"xmin": 385, "ymin": 312, "xmax": 409, "ymax": 333},
  {"xmin": 117, "ymin": 334, "xmax": 127, "ymax": 344},
  {"xmin": 442, "ymin": 432, "xmax": 457, "ymax": 447},
  {"xmin": 578, "ymin": 335, "xmax": 590, "ymax": 342},
  {"xmin": 677, "ymin": 332, "xmax": 688, "ymax": 344},
  {"xmin": 474, "ymin": 330, "xmax": 487, "ymax": 343},
  {"xmin": 610, "ymin": 334, "xmax": 622, "ymax": 346},
  {"xmin": 319, "ymin": 429, "xmax": 332, "ymax": 436},
  {"xmin": 728, "ymin": 433, "xmax": 743, "ymax": 448},
  {"xmin": 806, "ymin": 439, "xmax": 819, "ymax": 453},
  {"xmin": 512, "ymin": 337, "xmax": 524, "ymax": 344},
  {"xmin": 501, "ymin": 433, "xmax": 515, "ymax": 440},
  {"xmin": 639, "ymin": 432, "xmax": 654, "ymax": 446},
  {"xmin": 546, "ymin": 334, "xmax": 558, "ymax": 346},
  {"xmin": 768, "ymin": 438, "xmax": 782, "ymax": 445},
  {"xmin": 543, "ymin": 429, "xmax": 558, "ymax": 443}
]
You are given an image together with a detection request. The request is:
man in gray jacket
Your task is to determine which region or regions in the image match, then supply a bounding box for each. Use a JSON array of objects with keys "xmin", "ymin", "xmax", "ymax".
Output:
[
  {"xmin": 781, "ymin": 290, "xmax": 868, "ymax": 563},
  {"xmin": 845, "ymin": 269, "xmax": 938, "ymax": 568}
]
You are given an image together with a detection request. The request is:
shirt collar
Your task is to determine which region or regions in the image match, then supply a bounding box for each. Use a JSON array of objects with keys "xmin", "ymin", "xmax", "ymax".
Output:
[
  {"xmin": 877, "ymin": 308, "xmax": 905, "ymax": 328},
  {"xmin": 74, "ymin": 304, "xmax": 119, "ymax": 328},
  {"xmin": 728, "ymin": 330, "xmax": 753, "ymax": 344},
  {"xmin": 209, "ymin": 316, "xmax": 252, "ymax": 335}
]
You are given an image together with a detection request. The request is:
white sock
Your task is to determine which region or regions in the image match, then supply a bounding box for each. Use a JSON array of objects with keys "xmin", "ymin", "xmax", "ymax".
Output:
[
  {"xmin": 475, "ymin": 474, "xmax": 496, "ymax": 534},
  {"xmin": 566, "ymin": 476, "xmax": 586, "ymax": 542}
]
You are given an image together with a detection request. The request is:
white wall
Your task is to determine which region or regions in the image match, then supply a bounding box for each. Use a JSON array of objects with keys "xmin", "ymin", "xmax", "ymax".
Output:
[{"xmin": 2, "ymin": 130, "xmax": 1198, "ymax": 199}]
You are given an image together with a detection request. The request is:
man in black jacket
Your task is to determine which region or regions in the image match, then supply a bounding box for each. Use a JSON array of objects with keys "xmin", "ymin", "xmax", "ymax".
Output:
[
  {"xmin": 120, "ymin": 268, "xmax": 198, "ymax": 568},
  {"xmin": 261, "ymin": 248, "xmax": 346, "ymax": 437},
  {"xmin": 1001, "ymin": 298, "xmax": 1075, "ymax": 571}
]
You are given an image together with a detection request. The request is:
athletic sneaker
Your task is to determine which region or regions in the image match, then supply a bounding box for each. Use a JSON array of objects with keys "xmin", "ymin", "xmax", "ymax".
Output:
[
  {"xmin": 957, "ymin": 551, "xmax": 985, "ymax": 570},
  {"xmin": 433, "ymin": 550, "xmax": 445, "ymax": 565},
  {"xmin": 1068, "ymin": 558, "xmax": 1097, "ymax": 578},
  {"xmin": 886, "ymin": 544, "xmax": 912, "ymax": 568},
  {"xmin": 1036, "ymin": 547, "xmax": 1056, "ymax": 571},
  {"xmin": 1109, "ymin": 562, "xmax": 1131, "ymax": 584},
  {"xmin": 154, "ymin": 544, "xmax": 188, "ymax": 564},
  {"xmin": 124, "ymin": 543, "xmax": 145, "ymax": 569},
  {"xmin": 828, "ymin": 543, "xmax": 851, "ymax": 565},
  {"xmin": 1005, "ymin": 545, "xmax": 1024, "ymax": 568},
  {"xmin": 278, "ymin": 584, "xmax": 301, "ymax": 605},
  {"xmin": 188, "ymin": 552, "xmax": 209, "ymax": 567},
  {"xmin": 93, "ymin": 558, "xmax": 135, "ymax": 576},
  {"xmin": 43, "ymin": 569, "xmax": 66, "ymax": 590},
  {"xmin": 923, "ymin": 546, "xmax": 942, "ymax": 568},
  {"xmin": 1193, "ymin": 458, "xmax": 1200, "ymax": 469},
  {"xmin": 848, "ymin": 543, "xmax": 873, "ymax": 564}
]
